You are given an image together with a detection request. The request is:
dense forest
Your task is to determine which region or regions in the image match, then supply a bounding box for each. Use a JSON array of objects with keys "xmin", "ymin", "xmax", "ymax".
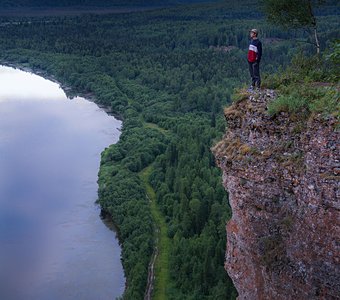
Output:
[{"xmin": 0, "ymin": 0, "xmax": 339, "ymax": 299}]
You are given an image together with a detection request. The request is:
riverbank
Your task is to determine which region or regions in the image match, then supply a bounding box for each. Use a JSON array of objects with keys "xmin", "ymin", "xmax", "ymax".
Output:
[
  {"xmin": 0, "ymin": 65, "xmax": 125, "ymax": 299},
  {"xmin": 0, "ymin": 62, "xmax": 124, "ymax": 121},
  {"xmin": 0, "ymin": 54, "xmax": 159, "ymax": 298}
]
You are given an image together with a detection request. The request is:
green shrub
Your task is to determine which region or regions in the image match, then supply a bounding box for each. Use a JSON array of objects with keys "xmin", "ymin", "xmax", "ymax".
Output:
[
  {"xmin": 268, "ymin": 85, "xmax": 339, "ymax": 118},
  {"xmin": 263, "ymin": 49, "xmax": 339, "ymax": 90},
  {"xmin": 309, "ymin": 87, "xmax": 340, "ymax": 118},
  {"xmin": 267, "ymin": 94, "xmax": 308, "ymax": 116}
]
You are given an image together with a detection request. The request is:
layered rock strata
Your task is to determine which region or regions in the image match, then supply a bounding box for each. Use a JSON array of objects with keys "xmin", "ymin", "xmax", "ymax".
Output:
[{"xmin": 213, "ymin": 90, "xmax": 339, "ymax": 299}]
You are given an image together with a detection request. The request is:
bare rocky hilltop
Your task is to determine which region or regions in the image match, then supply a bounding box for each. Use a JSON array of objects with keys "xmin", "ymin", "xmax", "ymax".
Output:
[{"xmin": 213, "ymin": 90, "xmax": 339, "ymax": 299}]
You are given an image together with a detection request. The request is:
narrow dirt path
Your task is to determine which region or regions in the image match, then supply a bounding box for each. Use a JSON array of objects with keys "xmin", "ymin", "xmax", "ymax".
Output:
[{"xmin": 140, "ymin": 166, "xmax": 170, "ymax": 300}]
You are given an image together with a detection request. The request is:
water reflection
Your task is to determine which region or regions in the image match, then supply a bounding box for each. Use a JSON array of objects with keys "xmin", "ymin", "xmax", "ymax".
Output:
[
  {"xmin": 0, "ymin": 66, "xmax": 125, "ymax": 299},
  {"xmin": 0, "ymin": 67, "xmax": 65, "ymax": 101}
]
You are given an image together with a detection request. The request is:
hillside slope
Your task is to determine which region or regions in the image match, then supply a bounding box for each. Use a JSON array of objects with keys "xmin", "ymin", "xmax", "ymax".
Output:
[{"xmin": 213, "ymin": 89, "xmax": 339, "ymax": 299}]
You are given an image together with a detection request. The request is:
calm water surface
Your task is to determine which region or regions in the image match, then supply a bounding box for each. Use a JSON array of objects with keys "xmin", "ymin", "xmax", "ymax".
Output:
[{"xmin": 0, "ymin": 66, "xmax": 125, "ymax": 299}]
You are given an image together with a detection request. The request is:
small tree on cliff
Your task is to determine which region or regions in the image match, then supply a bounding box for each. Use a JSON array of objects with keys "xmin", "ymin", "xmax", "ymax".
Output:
[{"xmin": 261, "ymin": 0, "xmax": 325, "ymax": 54}]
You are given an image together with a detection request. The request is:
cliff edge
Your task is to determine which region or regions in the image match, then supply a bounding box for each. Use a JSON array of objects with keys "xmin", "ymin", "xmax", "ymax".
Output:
[{"xmin": 212, "ymin": 90, "xmax": 339, "ymax": 299}]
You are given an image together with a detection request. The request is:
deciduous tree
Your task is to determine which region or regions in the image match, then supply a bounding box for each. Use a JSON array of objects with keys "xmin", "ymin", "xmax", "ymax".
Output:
[{"xmin": 261, "ymin": 0, "xmax": 325, "ymax": 53}]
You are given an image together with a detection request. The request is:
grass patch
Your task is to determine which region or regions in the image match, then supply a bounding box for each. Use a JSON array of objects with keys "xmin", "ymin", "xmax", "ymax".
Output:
[
  {"xmin": 267, "ymin": 92, "xmax": 308, "ymax": 116},
  {"xmin": 264, "ymin": 46, "xmax": 340, "ymax": 120},
  {"xmin": 144, "ymin": 122, "xmax": 169, "ymax": 135},
  {"xmin": 140, "ymin": 166, "xmax": 170, "ymax": 300},
  {"xmin": 267, "ymin": 85, "xmax": 339, "ymax": 118},
  {"xmin": 231, "ymin": 87, "xmax": 252, "ymax": 103}
]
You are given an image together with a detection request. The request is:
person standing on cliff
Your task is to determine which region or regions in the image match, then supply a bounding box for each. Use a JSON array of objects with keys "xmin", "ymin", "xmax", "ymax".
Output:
[{"xmin": 248, "ymin": 28, "xmax": 262, "ymax": 91}]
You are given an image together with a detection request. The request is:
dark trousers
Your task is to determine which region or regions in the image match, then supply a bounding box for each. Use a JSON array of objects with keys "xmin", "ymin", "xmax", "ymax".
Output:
[{"xmin": 248, "ymin": 61, "xmax": 261, "ymax": 88}]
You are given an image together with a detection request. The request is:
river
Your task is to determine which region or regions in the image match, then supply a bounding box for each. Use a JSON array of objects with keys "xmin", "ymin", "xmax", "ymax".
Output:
[{"xmin": 0, "ymin": 66, "xmax": 125, "ymax": 299}]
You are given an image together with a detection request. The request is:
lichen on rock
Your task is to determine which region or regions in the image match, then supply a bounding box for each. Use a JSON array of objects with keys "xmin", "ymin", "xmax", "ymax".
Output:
[{"xmin": 212, "ymin": 89, "xmax": 340, "ymax": 299}]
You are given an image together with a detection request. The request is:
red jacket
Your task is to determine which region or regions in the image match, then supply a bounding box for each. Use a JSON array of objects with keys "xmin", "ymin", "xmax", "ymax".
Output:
[{"xmin": 248, "ymin": 39, "xmax": 262, "ymax": 63}]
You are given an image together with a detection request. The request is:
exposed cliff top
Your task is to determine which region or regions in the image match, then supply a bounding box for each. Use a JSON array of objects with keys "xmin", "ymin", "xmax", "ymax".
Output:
[{"xmin": 212, "ymin": 88, "xmax": 339, "ymax": 299}]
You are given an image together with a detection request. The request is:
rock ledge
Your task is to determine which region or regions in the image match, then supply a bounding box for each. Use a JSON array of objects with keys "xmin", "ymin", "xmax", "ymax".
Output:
[{"xmin": 213, "ymin": 90, "xmax": 339, "ymax": 299}]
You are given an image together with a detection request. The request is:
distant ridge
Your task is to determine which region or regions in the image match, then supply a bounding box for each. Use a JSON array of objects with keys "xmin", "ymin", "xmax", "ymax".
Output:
[
  {"xmin": 0, "ymin": 0, "xmax": 215, "ymax": 8},
  {"xmin": 0, "ymin": 0, "xmax": 217, "ymax": 16}
]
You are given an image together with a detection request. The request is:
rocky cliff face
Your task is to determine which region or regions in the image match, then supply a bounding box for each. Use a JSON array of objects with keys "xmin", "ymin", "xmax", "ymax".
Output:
[{"xmin": 212, "ymin": 90, "xmax": 339, "ymax": 299}]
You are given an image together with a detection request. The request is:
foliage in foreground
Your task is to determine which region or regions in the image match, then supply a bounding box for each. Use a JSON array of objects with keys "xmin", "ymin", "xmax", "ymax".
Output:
[
  {"xmin": 264, "ymin": 48, "xmax": 340, "ymax": 119},
  {"xmin": 260, "ymin": 0, "xmax": 330, "ymax": 54}
]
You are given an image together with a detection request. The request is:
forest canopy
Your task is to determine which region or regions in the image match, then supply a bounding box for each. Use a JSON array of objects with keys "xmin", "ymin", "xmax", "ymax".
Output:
[
  {"xmin": 0, "ymin": 0, "xmax": 338, "ymax": 299},
  {"xmin": 0, "ymin": 0, "xmax": 212, "ymax": 8}
]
